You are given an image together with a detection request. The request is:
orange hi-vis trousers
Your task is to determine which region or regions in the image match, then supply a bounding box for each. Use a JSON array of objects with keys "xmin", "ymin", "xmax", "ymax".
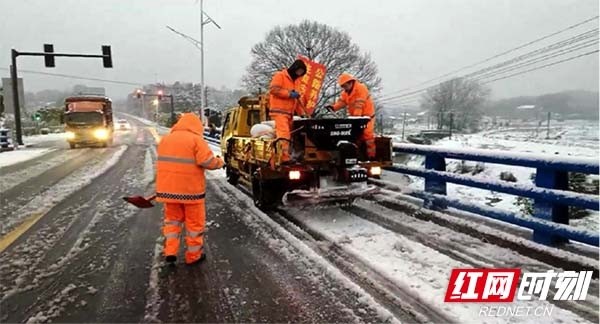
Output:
[
  {"xmin": 270, "ymin": 112, "xmax": 293, "ymax": 162},
  {"xmin": 362, "ymin": 117, "xmax": 376, "ymax": 159},
  {"xmin": 163, "ymin": 202, "xmax": 205, "ymax": 264}
]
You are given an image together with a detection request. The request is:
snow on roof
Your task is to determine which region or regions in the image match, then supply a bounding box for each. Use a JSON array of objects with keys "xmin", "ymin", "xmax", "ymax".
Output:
[{"xmin": 416, "ymin": 111, "xmax": 428, "ymax": 116}]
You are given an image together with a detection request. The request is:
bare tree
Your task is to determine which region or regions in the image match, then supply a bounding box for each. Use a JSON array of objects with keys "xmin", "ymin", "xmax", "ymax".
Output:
[
  {"xmin": 243, "ymin": 20, "xmax": 381, "ymax": 108},
  {"xmin": 421, "ymin": 78, "xmax": 490, "ymax": 132}
]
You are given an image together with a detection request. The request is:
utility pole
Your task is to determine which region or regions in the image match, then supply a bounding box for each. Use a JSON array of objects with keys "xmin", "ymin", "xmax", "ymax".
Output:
[
  {"xmin": 200, "ymin": 0, "xmax": 220, "ymax": 125},
  {"xmin": 166, "ymin": 2, "xmax": 220, "ymax": 126},
  {"xmin": 546, "ymin": 111, "xmax": 551, "ymax": 139},
  {"xmin": 401, "ymin": 111, "xmax": 407, "ymax": 140}
]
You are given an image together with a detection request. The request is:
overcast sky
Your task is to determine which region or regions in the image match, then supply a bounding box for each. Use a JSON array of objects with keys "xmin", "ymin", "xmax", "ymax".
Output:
[{"xmin": 1, "ymin": 0, "xmax": 598, "ymax": 103}]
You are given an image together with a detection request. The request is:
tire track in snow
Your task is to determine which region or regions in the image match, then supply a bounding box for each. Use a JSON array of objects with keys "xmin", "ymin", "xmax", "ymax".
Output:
[
  {"xmin": 209, "ymin": 174, "xmax": 400, "ymax": 324},
  {"xmin": 0, "ymin": 146, "xmax": 125, "ymax": 237},
  {"xmin": 0, "ymin": 148, "xmax": 98, "ymax": 223},
  {"xmin": 1, "ymin": 143, "xmax": 157, "ymax": 323},
  {"xmin": 348, "ymin": 199, "xmax": 599, "ymax": 322}
]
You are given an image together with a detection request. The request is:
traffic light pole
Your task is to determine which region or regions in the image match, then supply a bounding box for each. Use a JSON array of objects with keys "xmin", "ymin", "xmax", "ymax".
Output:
[
  {"xmin": 136, "ymin": 91, "xmax": 176, "ymax": 127},
  {"xmin": 10, "ymin": 51, "xmax": 23, "ymax": 145},
  {"xmin": 9, "ymin": 45, "xmax": 112, "ymax": 146}
]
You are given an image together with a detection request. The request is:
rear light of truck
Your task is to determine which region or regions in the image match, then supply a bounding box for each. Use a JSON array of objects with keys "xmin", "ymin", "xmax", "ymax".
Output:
[
  {"xmin": 370, "ymin": 166, "xmax": 382, "ymax": 176},
  {"xmin": 288, "ymin": 170, "xmax": 301, "ymax": 180}
]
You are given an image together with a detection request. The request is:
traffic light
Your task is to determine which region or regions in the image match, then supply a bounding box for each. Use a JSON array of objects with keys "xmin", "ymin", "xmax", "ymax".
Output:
[
  {"xmin": 33, "ymin": 112, "xmax": 41, "ymax": 122},
  {"xmin": 101, "ymin": 45, "xmax": 113, "ymax": 68},
  {"xmin": 43, "ymin": 44, "xmax": 55, "ymax": 68},
  {"xmin": 136, "ymin": 89, "xmax": 142, "ymax": 99},
  {"xmin": 157, "ymin": 90, "xmax": 163, "ymax": 100}
]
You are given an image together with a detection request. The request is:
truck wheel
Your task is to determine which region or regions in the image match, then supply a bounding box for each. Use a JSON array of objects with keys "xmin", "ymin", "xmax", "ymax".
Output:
[
  {"xmin": 252, "ymin": 174, "xmax": 274, "ymax": 211},
  {"xmin": 69, "ymin": 143, "xmax": 76, "ymax": 149},
  {"xmin": 226, "ymin": 166, "xmax": 239, "ymax": 186}
]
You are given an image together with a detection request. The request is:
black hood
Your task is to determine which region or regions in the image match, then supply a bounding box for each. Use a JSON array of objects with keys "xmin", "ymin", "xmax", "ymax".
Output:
[{"xmin": 287, "ymin": 59, "xmax": 307, "ymax": 80}]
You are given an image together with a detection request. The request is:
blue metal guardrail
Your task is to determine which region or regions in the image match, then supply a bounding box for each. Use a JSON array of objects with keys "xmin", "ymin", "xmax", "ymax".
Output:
[
  {"xmin": 0, "ymin": 128, "xmax": 12, "ymax": 151},
  {"xmin": 390, "ymin": 143, "xmax": 599, "ymax": 247},
  {"xmin": 203, "ymin": 130, "xmax": 221, "ymax": 145}
]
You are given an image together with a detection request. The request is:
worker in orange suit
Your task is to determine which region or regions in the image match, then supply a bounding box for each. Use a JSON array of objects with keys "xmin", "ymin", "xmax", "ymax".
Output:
[
  {"xmin": 156, "ymin": 112, "xmax": 224, "ymax": 265},
  {"xmin": 326, "ymin": 73, "xmax": 377, "ymax": 159},
  {"xmin": 269, "ymin": 59, "xmax": 307, "ymax": 163}
]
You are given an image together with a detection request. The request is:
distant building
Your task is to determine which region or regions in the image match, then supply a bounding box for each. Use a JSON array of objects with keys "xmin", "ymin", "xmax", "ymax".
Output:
[{"xmin": 515, "ymin": 104, "xmax": 542, "ymax": 120}]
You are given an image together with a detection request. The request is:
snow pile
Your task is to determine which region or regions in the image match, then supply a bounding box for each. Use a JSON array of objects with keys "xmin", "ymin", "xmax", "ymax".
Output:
[{"xmin": 0, "ymin": 148, "xmax": 55, "ymax": 168}]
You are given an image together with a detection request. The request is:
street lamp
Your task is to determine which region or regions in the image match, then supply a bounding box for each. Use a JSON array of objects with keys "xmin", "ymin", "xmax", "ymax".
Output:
[{"xmin": 165, "ymin": 0, "xmax": 221, "ymax": 126}]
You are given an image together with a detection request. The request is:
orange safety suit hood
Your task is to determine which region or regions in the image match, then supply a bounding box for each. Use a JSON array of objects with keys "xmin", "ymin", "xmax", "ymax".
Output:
[
  {"xmin": 171, "ymin": 113, "xmax": 204, "ymax": 136},
  {"xmin": 338, "ymin": 73, "xmax": 356, "ymax": 87}
]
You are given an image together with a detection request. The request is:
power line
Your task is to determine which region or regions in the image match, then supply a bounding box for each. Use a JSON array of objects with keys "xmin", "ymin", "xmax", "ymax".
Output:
[
  {"xmin": 379, "ymin": 29, "xmax": 599, "ymax": 104},
  {"xmin": 481, "ymin": 49, "xmax": 599, "ymax": 84},
  {"xmin": 0, "ymin": 67, "xmax": 144, "ymax": 86},
  {"xmin": 382, "ymin": 49, "xmax": 598, "ymax": 107},
  {"xmin": 380, "ymin": 15, "xmax": 599, "ymax": 97},
  {"xmin": 474, "ymin": 38, "xmax": 598, "ymax": 81}
]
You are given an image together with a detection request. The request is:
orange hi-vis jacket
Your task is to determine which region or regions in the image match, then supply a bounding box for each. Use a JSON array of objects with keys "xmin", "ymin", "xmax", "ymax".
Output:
[
  {"xmin": 156, "ymin": 113, "xmax": 224, "ymax": 204},
  {"xmin": 269, "ymin": 69, "xmax": 305, "ymax": 116},
  {"xmin": 332, "ymin": 80, "xmax": 375, "ymax": 118}
]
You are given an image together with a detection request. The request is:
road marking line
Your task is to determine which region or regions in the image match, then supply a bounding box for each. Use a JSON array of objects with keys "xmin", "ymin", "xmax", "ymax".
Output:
[
  {"xmin": 0, "ymin": 212, "xmax": 45, "ymax": 253},
  {"xmin": 147, "ymin": 127, "xmax": 161, "ymax": 144}
]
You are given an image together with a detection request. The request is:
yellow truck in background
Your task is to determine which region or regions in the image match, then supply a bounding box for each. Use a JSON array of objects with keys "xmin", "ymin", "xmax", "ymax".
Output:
[{"xmin": 63, "ymin": 96, "xmax": 114, "ymax": 149}]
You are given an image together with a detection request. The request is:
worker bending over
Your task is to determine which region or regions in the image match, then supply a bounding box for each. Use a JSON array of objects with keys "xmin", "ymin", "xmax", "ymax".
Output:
[{"xmin": 326, "ymin": 73, "xmax": 376, "ymax": 159}]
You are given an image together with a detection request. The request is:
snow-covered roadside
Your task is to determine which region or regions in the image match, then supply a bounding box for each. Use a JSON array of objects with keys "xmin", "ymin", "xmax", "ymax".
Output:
[
  {"xmin": 1, "ymin": 145, "xmax": 128, "ymax": 237},
  {"xmin": 289, "ymin": 207, "xmax": 593, "ymax": 324},
  {"xmin": 24, "ymin": 132, "xmax": 67, "ymax": 146},
  {"xmin": 0, "ymin": 149, "xmax": 89, "ymax": 192},
  {"xmin": 0, "ymin": 148, "xmax": 55, "ymax": 168}
]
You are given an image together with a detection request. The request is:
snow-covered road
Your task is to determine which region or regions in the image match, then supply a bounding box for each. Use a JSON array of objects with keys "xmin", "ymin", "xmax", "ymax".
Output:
[{"xmin": 0, "ymin": 115, "xmax": 597, "ymax": 323}]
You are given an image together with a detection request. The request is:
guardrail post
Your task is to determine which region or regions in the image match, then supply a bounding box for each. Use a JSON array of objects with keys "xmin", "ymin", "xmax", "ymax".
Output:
[
  {"xmin": 533, "ymin": 168, "xmax": 569, "ymax": 245},
  {"xmin": 0, "ymin": 128, "xmax": 11, "ymax": 151},
  {"xmin": 424, "ymin": 154, "xmax": 447, "ymax": 209}
]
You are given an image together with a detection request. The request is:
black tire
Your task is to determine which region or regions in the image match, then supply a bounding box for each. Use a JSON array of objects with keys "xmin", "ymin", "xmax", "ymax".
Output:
[
  {"xmin": 69, "ymin": 142, "xmax": 76, "ymax": 149},
  {"xmin": 226, "ymin": 166, "xmax": 239, "ymax": 186},
  {"xmin": 252, "ymin": 174, "xmax": 286, "ymax": 211}
]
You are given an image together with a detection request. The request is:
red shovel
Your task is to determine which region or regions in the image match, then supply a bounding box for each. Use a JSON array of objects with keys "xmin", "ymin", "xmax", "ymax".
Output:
[{"xmin": 123, "ymin": 194, "xmax": 157, "ymax": 208}]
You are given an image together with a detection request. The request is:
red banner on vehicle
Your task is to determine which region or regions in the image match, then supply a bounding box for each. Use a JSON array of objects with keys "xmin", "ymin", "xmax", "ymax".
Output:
[{"xmin": 296, "ymin": 55, "xmax": 326, "ymax": 116}]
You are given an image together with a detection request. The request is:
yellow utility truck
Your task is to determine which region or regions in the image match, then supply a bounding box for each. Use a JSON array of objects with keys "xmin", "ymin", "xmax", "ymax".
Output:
[{"xmin": 220, "ymin": 95, "xmax": 392, "ymax": 209}]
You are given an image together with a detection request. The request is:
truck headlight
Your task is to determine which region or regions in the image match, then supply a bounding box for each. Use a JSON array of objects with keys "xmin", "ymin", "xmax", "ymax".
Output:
[
  {"xmin": 370, "ymin": 166, "xmax": 382, "ymax": 176},
  {"xmin": 93, "ymin": 129, "xmax": 109, "ymax": 140},
  {"xmin": 66, "ymin": 131, "xmax": 76, "ymax": 140}
]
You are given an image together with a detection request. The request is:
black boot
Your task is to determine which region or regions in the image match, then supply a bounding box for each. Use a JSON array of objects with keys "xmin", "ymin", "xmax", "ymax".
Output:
[{"xmin": 165, "ymin": 255, "xmax": 177, "ymax": 265}]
